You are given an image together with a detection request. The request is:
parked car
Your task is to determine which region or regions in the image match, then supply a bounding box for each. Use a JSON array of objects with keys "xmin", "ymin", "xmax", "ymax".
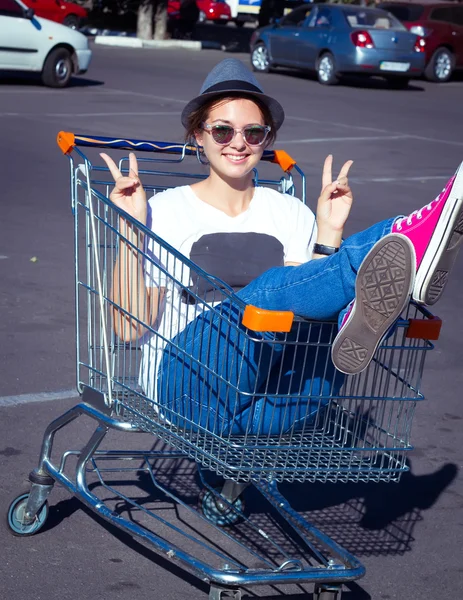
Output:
[
  {"xmin": 379, "ymin": 1, "xmax": 463, "ymax": 82},
  {"xmin": 21, "ymin": 0, "xmax": 87, "ymax": 29},
  {"xmin": 0, "ymin": 0, "xmax": 92, "ymax": 87},
  {"xmin": 250, "ymin": 4, "xmax": 426, "ymax": 87},
  {"xmin": 168, "ymin": 0, "xmax": 231, "ymax": 24}
]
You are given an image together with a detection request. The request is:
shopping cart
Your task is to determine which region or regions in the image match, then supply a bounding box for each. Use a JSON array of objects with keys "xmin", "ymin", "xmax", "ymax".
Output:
[{"xmin": 7, "ymin": 131, "xmax": 443, "ymax": 600}]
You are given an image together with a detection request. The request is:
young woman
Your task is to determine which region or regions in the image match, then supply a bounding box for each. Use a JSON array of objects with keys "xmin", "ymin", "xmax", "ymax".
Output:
[{"xmin": 101, "ymin": 58, "xmax": 463, "ymax": 437}]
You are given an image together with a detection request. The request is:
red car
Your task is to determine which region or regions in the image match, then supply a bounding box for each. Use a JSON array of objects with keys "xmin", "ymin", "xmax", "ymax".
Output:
[
  {"xmin": 379, "ymin": 1, "xmax": 463, "ymax": 81},
  {"xmin": 22, "ymin": 0, "xmax": 87, "ymax": 29},
  {"xmin": 168, "ymin": 0, "xmax": 232, "ymax": 24}
]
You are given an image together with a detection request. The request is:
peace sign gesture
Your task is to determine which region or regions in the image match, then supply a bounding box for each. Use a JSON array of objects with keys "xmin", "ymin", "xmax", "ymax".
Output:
[
  {"xmin": 100, "ymin": 152, "xmax": 147, "ymax": 226},
  {"xmin": 316, "ymin": 155, "xmax": 354, "ymax": 235}
]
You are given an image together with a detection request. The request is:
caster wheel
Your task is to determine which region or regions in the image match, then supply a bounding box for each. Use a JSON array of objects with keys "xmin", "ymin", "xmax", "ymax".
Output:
[
  {"xmin": 7, "ymin": 492, "xmax": 49, "ymax": 536},
  {"xmin": 314, "ymin": 584, "xmax": 342, "ymax": 600},
  {"xmin": 200, "ymin": 488, "xmax": 244, "ymax": 527}
]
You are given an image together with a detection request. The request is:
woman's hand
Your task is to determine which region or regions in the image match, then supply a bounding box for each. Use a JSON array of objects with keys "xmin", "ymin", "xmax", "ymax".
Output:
[
  {"xmin": 316, "ymin": 155, "xmax": 353, "ymax": 240},
  {"xmin": 100, "ymin": 152, "xmax": 147, "ymax": 226}
]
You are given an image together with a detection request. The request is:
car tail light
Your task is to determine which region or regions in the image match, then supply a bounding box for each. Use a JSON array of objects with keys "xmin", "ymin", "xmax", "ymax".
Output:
[
  {"xmin": 350, "ymin": 31, "xmax": 375, "ymax": 49},
  {"xmin": 414, "ymin": 36, "xmax": 426, "ymax": 53},
  {"xmin": 409, "ymin": 25, "xmax": 432, "ymax": 37}
]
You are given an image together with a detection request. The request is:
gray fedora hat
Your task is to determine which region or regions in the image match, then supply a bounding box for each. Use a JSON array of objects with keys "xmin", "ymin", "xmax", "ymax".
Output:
[{"xmin": 181, "ymin": 58, "xmax": 285, "ymax": 131}]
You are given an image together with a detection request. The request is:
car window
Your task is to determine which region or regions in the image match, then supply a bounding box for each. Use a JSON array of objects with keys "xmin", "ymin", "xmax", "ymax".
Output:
[
  {"xmin": 431, "ymin": 6, "xmax": 463, "ymax": 26},
  {"xmin": 343, "ymin": 8, "xmax": 406, "ymax": 30},
  {"xmin": 379, "ymin": 4, "xmax": 424, "ymax": 22},
  {"xmin": 313, "ymin": 7, "xmax": 332, "ymax": 27},
  {"xmin": 452, "ymin": 6, "xmax": 463, "ymax": 25},
  {"xmin": 430, "ymin": 7, "xmax": 455, "ymax": 24},
  {"xmin": 0, "ymin": 0, "xmax": 24, "ymax": 16},
  {"xmin": 280, "ymin": 5, "xmax": 312, "ymax": 27}
]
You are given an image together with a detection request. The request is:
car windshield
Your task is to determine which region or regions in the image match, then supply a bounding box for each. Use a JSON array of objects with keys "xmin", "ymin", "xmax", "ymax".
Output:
[
  {"xmin": 379, "ymin": 4, "xmax": 425, "ymax": 22},
  {"xmin": 343, "ymin": 8, "xmax": 406, "ymax": 30}
]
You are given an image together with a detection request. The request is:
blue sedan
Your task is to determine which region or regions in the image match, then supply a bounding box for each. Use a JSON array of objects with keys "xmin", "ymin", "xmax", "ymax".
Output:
[{"xmin": 250, "ymin": 3, "xmax": 426, "ymax": 87}]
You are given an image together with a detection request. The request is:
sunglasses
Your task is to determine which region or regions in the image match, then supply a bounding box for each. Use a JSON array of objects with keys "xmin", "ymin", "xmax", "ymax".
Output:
[{"xmin": 202, "ymin": 122, "xmax": 271, "ymax": 146}]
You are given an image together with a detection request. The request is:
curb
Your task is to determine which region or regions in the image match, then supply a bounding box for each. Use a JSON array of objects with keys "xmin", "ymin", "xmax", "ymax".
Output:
[{"xmin": 94, "ymin": 36, "xmax": 202, "ymax": 50}]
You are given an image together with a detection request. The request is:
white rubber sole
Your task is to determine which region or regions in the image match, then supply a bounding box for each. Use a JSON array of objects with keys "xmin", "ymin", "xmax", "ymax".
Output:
[
  {"xmin": 413, "ymin": 160, "xmax": 463, "ymax": 305},
  {"xmin": 331, "ymin": 234, "xmax": 415, "ymax": 375}
]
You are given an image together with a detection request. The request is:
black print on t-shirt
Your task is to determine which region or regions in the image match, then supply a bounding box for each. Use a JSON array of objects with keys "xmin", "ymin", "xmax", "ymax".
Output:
[{"xmin": 182, "ymin": 232, "xmax": 284, "ymax": 304}]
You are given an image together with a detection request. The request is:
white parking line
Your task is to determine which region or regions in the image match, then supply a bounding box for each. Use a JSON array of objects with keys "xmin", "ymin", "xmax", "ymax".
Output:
[
  {"xmin": 0, "ymin": 389, "xmax": 78, "ymax": 407},
  {"xmin": 352, "ymin": 175, "xmax": 448, "ymax": 183},
  {"xmin": 0, "ymin": 111, "xmax": 180, "ymax": 118},
  {"xmin": 280, "ymin": 135, "xmax": 409, "ymax": 144},
  {"xmin": 285, "ymin": 115, "xmax": 463, "ymax": 147}
]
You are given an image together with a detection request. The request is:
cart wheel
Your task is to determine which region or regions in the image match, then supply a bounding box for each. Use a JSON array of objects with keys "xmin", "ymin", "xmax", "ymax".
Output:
[
  {"xmin": 7, "ymin": 492, "xmax": 49, "ymax": 536},
  {"xmin": 314, "ymin": 584, "xmax": 342, "ymax": 600},
  {"xmin": 200, "ymin": 488, "xmax": 244, "ymax": 527}
]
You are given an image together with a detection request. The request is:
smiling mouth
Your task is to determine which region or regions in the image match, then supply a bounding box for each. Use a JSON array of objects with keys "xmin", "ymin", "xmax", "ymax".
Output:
[{"xmin": 223, "ymin": 154, "xmax": 250, "ymax": 162}]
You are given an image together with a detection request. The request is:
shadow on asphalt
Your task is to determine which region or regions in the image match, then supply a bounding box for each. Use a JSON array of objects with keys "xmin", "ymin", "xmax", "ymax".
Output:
[
  {"xmin": 194, "ymin": 23, "xmax": 253, "ymax": 53},
  {"xmin": 35, "ymin": 455, "xmax": 457, "ymax": 600},
  {"xmin": 0, "ymin": 72, "xmax": 105, "ymax": 88}
]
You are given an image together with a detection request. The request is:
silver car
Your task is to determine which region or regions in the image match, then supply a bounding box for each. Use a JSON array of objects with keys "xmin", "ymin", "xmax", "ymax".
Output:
[{"xmin": 250, "ymin": 3, "xmax": 426, "ymax": 87}]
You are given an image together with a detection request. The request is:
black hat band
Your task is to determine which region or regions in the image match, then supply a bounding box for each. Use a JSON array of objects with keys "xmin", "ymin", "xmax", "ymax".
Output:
[{"xmin": 203, "ymin": 80, "xmax": 264, "ymax": 95}]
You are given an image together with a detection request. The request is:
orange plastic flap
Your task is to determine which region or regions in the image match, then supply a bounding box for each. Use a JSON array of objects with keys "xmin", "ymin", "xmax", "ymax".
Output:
[
  {"xmin": 57, "ymin": 131, "xmax": 75, "ymax": 155},
  {"xmin": 242, "ymin": 305, "xmax": 294, "ymax": 333},
  {"xmin": 406, "ymin": 316, "xmax": 442, "ymax": 340},
  {"xmin": 272, "ymin": 150, "xmax": 297, "ymax": 173}
]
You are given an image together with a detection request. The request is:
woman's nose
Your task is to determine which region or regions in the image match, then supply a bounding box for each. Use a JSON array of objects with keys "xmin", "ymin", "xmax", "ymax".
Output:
[{"xmin": 231, "ymin": 130, "xmax": 246, "ymax": 149}]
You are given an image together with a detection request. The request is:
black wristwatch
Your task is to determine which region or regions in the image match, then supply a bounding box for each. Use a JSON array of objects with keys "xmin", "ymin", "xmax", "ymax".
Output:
[{"xmin": 313, "ymin": 243, "xmax": 340, "ymax": 256}]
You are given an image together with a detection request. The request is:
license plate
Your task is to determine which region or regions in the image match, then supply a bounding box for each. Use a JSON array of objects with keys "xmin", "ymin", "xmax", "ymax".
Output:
[
  {"xmin": 380, "ymin": 61, "xmax": 410, "ymax": 72},
  {"xmin": 219, "ymin": 14, "xmax": 229, "ymax": 18}
]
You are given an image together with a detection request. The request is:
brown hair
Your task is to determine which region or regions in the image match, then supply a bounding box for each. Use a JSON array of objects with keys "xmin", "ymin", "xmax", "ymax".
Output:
[{"xmin": 184, "ymin": 93, "xmax": 277, "ymax": 148}]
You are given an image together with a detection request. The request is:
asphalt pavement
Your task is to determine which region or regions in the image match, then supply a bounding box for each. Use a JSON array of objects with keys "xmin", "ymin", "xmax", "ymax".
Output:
[{"xmin": 1, "ymin": 41, "xmax": 463, "ymax": 600}]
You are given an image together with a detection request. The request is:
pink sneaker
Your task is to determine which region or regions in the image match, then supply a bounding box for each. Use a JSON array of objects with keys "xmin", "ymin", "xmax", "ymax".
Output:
[
  {"xmin": 331, "ymin": 234, "xmax": 415, "ymax": 375},
  {"xmin": 392, "ymin": 161, "xmax": 463, "ymax": 305}
]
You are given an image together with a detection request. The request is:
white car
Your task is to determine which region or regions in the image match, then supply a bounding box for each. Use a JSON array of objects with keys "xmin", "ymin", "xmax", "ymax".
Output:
[{"xmin": 0, "ymin": 0, "xmax": 92, "ymax": 87}]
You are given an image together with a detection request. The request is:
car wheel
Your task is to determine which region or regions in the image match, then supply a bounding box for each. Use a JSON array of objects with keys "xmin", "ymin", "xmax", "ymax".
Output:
[
  {"xmin": 385, "ymin": 76, "xmax": 410, "ymax": 89},
  {"xmin": 317, "ymin": 52, "xmax": 338, "ymax": 85},
  {"xmin": 41, "ymin": 48, "xmax": 73, "ymax": 88},
  {"xmin": 424, "ymin": 47, "xmax": 455, "ymax": 83},
  {"xmin": 251, "ymin": 43, "xmax": 270, "ymax": 73},
  {"xmin": 63, "ymin": 14, "xmax": 80, "ymax": 30}
]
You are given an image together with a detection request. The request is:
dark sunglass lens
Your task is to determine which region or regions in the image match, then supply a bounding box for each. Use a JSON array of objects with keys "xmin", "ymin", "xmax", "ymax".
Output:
[
  {"xmin": 244, "ymin": 126, "xmax": 266, "ymax": 145},
  {"xmin": 211, "ymin": 125, "xmax": 234, "ymax": 144}
]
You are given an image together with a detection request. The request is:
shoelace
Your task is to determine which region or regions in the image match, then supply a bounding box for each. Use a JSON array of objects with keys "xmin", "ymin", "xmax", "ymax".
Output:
[{"xmin": 395, "ymin": 201, "xmax": 434, "ymax": 230}]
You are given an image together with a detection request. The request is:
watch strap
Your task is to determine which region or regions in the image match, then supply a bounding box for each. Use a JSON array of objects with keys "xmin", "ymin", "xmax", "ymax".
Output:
[{"xmin": 313, "ymin": 243, "xmax": 340, "ymax": 256}]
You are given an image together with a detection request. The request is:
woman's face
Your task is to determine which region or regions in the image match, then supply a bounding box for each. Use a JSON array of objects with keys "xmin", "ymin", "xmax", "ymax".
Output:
[{"xmin": 195, "ymin": 98, "xmax": 267, "ymax": 183}]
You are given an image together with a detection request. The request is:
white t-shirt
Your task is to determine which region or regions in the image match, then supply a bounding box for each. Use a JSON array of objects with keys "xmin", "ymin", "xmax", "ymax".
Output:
[{"xmin": 140, "ymin": 185, "xmax": 317, "ymax": 400}]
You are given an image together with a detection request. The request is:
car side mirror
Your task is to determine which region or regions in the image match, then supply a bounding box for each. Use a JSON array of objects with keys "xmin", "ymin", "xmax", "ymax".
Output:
[{"xmin": 23, "ymin": 7, "xmax": 35, "ymax": 19}]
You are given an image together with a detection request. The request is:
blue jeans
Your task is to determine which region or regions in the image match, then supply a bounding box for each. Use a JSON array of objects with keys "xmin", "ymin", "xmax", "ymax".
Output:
[{"xmin": 158, "ymin": 218, "xmax": 396, "ymax": 436}]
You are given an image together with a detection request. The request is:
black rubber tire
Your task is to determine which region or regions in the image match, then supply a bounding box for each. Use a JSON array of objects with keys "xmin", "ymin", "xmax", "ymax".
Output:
[
  {"xmin": 317, "ymin": 52, "xmax": 339, "ymax": 86},
  {"xmin": 199, "ymin": 487, "xmax": 245, "ymax": 527},
  {"xmin": 41, "ymin": 48, "xmax": 73, "ymax": 88},
  {"xmin": 424, "ymin": 47, "xmax": 455, "ymax": 83},
  {"xmin": 314, "ymin": 584, "xmax": 342, "ymax": 600},
  {"xmin": 250, "ymin": 43, "xmax": 270, "ymax": 73},
  {"xmin": 63, "ymin": 14, "xmax": 80, "ymax": 29},
  {"xmin": 6, "ymin": 490, "xmax": 49, "ymax": 537},
  {"xmin": 385, "ymin": 76, "xmax": 410, "ymax": 89}
]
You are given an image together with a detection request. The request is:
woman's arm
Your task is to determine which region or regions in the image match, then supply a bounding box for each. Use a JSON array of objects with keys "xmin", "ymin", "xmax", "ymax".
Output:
[
  {"xmin": 100, "ymin": 152, "xmax": 162, "ymax": 343},
  {"xmin": 111, "ymin": 219, "xmax": 164, "ymax": 342}
]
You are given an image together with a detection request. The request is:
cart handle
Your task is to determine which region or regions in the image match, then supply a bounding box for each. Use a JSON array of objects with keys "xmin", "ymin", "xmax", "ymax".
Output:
[
  {"xmin": 406, "ymin": 315, "xmax": 442, "ymax": 340},
  {"xmin": 56, "ymin": 131, "xmax": 297, "ymax": 173},
  {"xmin": 242, "ymin": 305, "xmax": 294, "ymax": 333}
]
